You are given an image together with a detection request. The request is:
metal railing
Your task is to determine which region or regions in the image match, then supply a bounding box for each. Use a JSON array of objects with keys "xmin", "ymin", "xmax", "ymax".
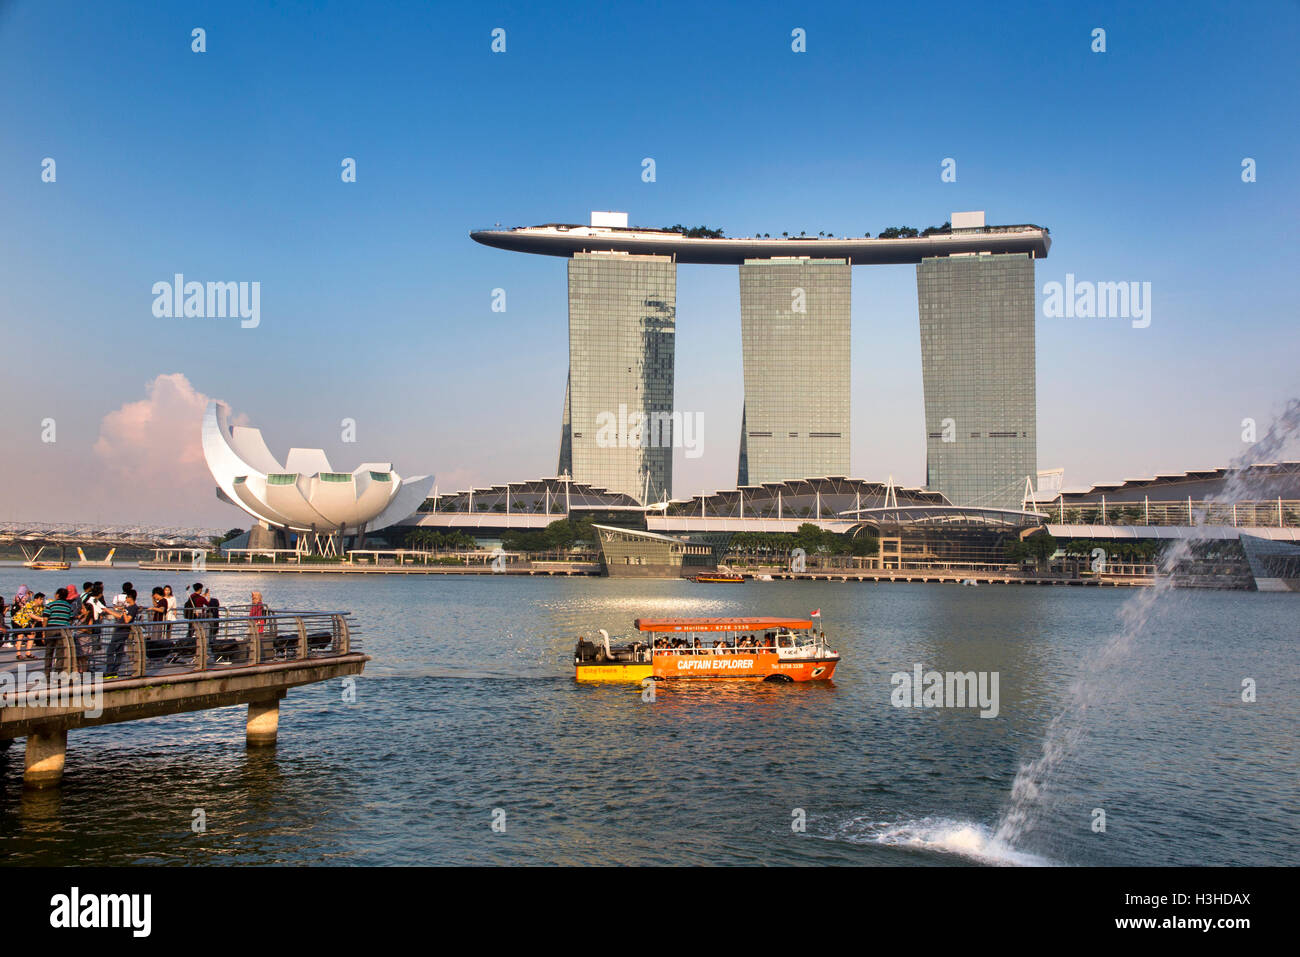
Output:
[
  {"xmin": 1, "ymin": 612, "xmax": 358, "ymax": 682},
  {"xmin": 1053, "ymin": 500, "xmax": 1300, "ymax": 528}
]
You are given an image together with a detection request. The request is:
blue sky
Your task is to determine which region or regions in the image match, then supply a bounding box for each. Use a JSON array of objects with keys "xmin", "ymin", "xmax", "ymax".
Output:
[{"xmin": 1, "ymin": 0, "xmax": 1297, "ymax": 525}]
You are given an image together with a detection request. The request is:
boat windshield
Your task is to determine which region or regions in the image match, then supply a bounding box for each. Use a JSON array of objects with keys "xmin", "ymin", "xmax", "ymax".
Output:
[{"xmin": 637, "ymin": 626, "xmax": 826, "ymax": 655}]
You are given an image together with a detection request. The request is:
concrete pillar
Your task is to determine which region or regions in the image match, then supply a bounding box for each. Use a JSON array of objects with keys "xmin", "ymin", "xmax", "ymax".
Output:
[
  {"xmin": 246, "ymin": 695, "xmax": 282, "ymax": 747},
  {"xmin": 24, "ymin": 727, "xmax": 67, "ymax": 789}
]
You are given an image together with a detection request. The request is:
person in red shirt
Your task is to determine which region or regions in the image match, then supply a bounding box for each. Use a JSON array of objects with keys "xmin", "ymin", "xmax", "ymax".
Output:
[
  {"xmin": 186, "ymin": 583, "xmax": 209, "ymax": 613},
  {"xmin": 183, "ymin": 583, "xmax": 210, "ymax": 643}
]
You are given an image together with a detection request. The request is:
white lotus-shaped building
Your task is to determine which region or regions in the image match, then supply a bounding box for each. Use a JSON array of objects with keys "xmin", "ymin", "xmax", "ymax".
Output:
[{"xmin": 202, "ymin": 401, "xmax": 434, "ymax": 536}]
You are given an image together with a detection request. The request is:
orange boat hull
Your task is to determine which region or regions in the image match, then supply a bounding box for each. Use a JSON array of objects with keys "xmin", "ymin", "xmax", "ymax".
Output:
[{"xmin": 652, "ymin": 652, "xmax": 838, "ymax": 682}]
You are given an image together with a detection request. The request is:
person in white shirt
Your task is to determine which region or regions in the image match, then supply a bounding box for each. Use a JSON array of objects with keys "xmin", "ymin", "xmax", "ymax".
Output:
[
  {"xmin": 82, "ymin": 583, "xmax": 109, "ymax": 655},
  {"xmin": 163, "ymin": 584, "xmax": 179, "ymax": 621}
]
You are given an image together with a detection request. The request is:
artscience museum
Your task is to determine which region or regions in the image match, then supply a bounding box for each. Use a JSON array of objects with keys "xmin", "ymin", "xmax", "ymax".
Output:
[{"xmin": 201, "ymin": 401, "xmax": 434, "ymax": 554}]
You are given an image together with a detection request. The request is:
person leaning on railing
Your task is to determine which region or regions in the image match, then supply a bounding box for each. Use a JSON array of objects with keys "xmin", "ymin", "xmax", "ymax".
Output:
[
  {"xmin": 150, "ymin": 587, "xmax": 167, "ymax": 622},
  {"xmin": 40, "ymin": 588, "xmax": 76, "ymax": 669}
]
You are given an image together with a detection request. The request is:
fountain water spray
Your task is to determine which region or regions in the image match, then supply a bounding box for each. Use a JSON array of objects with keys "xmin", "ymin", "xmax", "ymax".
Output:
[{"xmin": 993, "ymin": 398, "xmax": 1300, "ymax": 848}]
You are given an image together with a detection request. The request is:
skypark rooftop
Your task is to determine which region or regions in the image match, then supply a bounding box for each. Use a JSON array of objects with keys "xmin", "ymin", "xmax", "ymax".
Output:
[{"xmin": 470, "ymin": 221, "xmax": 1051, "ymax": 265}]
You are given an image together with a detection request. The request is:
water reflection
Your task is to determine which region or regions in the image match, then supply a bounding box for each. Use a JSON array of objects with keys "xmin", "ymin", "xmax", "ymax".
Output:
[{"xmin": 18, "ymin": 786, "xmax": 65, "ymax": 831}]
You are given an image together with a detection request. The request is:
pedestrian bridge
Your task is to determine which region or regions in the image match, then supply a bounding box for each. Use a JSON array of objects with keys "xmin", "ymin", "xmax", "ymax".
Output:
[{"xmin": 0, "ymin": 521, "xmax": 224, "ymax": 552}]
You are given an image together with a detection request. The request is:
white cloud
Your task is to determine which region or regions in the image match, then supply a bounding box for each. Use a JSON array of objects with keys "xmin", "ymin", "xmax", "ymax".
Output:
[{"xmin": 93, "ymin": 373, "xmax": 241, "ymax": 521}]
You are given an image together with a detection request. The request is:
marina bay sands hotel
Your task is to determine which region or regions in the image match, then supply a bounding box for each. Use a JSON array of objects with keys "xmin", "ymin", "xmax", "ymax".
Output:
[{"xmin": 471, "ymin": 211, "xmax": 1050, "ymax": 510}]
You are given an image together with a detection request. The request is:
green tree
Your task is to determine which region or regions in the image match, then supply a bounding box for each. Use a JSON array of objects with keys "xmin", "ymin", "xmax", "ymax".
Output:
[
  {"xmin": 848, "ymin": 533, "xmax": 879, "ymax": 557},
  {"xmin": 1024, "ymin": 532, "xmax": 1057, "ymax": 567},
  {"xmin": 793, "ymin": 522, "xmax": 825, "ymax": 553},
  {"xmin": 545, "ymin": 519, "xmax": 576, "ymax": 550}
]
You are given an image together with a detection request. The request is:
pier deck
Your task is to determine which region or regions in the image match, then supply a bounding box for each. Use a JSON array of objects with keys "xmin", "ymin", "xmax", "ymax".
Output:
[{"xmin": 1, "ymin": 611, "xmax": 366, "ymax": 788}]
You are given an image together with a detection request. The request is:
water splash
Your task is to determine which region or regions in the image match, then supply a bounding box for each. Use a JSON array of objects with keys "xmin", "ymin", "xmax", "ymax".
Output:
[
  {"xmin": 993, "ymin": 398, "xmax": 1300, "ymax": 848},
  {"xmin": 842, "ymin": 816, "xmax": 1051, "ymax": 866}
]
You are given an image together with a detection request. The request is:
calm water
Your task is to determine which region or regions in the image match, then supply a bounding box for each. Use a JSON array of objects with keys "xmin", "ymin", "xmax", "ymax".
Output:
[{"xmin": 1, "ymin": 567, "xmax": 1295, "ymax": 866}]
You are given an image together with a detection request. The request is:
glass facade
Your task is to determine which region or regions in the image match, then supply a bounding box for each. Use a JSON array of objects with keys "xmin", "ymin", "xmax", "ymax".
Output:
[
  {"xmin": 737, "ymin": 258, "xmax": 851, "ymax": 486},
  {"xmin": 916, "ymin": 253, "xmax": 1037, "ymax": 509},
  {"xmin": 562, "ymin": 252, "xmax": 676, "ymax": 503}
]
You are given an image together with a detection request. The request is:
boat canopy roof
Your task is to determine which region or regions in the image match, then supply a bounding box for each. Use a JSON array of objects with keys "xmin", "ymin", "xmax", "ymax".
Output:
[{"xmin": 635, "ymin": 617, "xmax": 814, "ymax": 633}]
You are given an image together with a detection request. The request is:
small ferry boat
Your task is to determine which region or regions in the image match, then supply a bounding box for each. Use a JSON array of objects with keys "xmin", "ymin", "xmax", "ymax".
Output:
[
  {"xmin": 689, "ymin": 573, "xmax": 746, "ymax": 583},
  {"xmin": 24, "ymin": 560, "xmax": 71, "ymax": 571},
  {"xmin": 574, "ymin": 616, "xmax": 840, "ymax": 683}
]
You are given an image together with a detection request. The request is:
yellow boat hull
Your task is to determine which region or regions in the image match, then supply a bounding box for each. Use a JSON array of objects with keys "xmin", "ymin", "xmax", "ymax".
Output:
[{"xmin": 575, "ymin": 663, "xmax": 654, "ymax": 683}]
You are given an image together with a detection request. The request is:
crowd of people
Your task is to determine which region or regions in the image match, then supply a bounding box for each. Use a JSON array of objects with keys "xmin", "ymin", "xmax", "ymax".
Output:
[
  {"xmin": 1, "ymin": 581, "xmax": 269, "ymax": 678},
  {"xmin": 651, "ymin": 632, "xmax": 784, "ymax": 654}
]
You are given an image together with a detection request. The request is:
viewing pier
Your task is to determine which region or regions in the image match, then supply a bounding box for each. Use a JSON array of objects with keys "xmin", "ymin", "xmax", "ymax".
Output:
[{"xmin": 0, "ymin": 611, "xmax": 366, "ymax": 788}]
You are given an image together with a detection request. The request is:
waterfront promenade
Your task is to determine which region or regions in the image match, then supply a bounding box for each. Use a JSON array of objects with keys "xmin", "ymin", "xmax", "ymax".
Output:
[
  {"xmin": 138, "ymin": 558, "xmax": 602, "ymax": 576},
  {"xmin": 133, "ymin": 558, "xmax": 1151, "ymax": 586},
  {"xmin": 762, "ymin": 569, "xmax": 1152, "ymax": 586}
]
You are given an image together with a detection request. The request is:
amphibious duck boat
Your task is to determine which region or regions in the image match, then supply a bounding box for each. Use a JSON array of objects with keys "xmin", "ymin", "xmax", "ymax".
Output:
[{"xmin": 574, "ymin": 616, "xmax": 840, "ymax": 683}]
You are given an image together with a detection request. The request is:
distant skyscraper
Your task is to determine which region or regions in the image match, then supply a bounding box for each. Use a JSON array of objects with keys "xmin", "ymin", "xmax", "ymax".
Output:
[
  {"xmin": 737, "ymin": 258, "xmax": 851, "ymax": 486},
  {"xmin": 560, "ymin": 251, "xmax": 676, "ymax": 502},
  {"xmin": 917, "ymin": 253, "xmax": 1037, "ymax": 509}
]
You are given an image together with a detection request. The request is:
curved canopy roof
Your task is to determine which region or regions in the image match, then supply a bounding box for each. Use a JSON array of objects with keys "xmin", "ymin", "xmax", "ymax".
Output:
[{"xmin": 840, "ymin": 505, "xmax": 1050, "ymax": 528}]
